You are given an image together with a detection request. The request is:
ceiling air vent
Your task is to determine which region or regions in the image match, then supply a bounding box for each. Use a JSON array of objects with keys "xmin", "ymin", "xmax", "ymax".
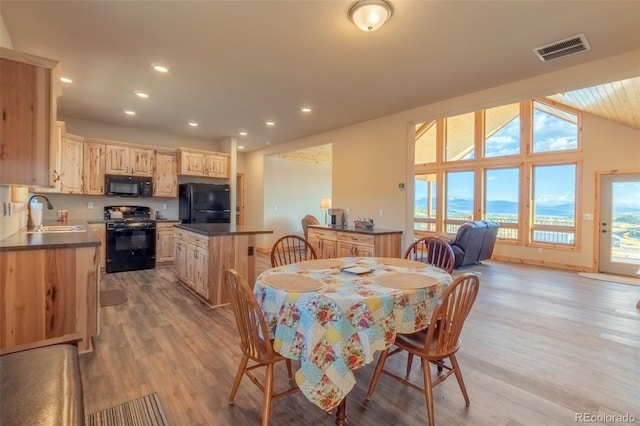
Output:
[{"xmin": 533, "ymin": 33, "xmax": 591, "ymax": 62}]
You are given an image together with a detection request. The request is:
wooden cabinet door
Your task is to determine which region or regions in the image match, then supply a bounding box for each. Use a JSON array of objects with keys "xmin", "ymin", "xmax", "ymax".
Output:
[
  {"xmin": 129, "ymin": 147, "xmax": 154, "ymax": 176},
  {"xmin": 322, "ymin": 239, "xmax": 337, "ymax": 259},
  {"xmin": 83, "ymin": 142, "xmax": 105, "ymax": 195},
  {"xmin": 156, "ymin": 223, "xmax": 175, "ymax": 264},
  {"xmin": 154, "ymin": 152, "xmax": 177, "ymax": 197},
  {"xmin": 105, "ymin": 145, "xmax": 129, "ymax": 175},
  {"xmin": 179, "ymin": 151, "xmax": 205, "ymax": 176},
  {"xmin": 0, "ymin": 55, "xmax": 57, "ymax": 186},
  {"xmin": 205, "ymin": 155, "xmax": 228, "ymax": 178},
  {"xmin": 185, "ymin": 243, "xmax": 197, "ymax": 289},
  {"xmin": 174, "ymin": 239, "xmax": 188, "ymax": 281},
  {"xmin": 59, "ymin": 134, "xmax": 84, "ymax": 193},
  {"xmin": 193, "ymin": 248, "xmax": 209, "ymax": 298}
]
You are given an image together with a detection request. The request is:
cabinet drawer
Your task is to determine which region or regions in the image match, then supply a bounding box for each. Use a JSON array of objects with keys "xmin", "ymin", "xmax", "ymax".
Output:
[
  {"xmin": 191, "ymin": 236, "xmax": 209, "ymax": 250},
  {"xmin": 175, "ymin": 229, "xmax": 209, "ymax": 249},
  {"xmin": 308, "ymin": 228, "xmax": 337, "ymax": 241},
  {"xmin": 337, "ymin": 232, "xmax": 374, "ymax": 246}
]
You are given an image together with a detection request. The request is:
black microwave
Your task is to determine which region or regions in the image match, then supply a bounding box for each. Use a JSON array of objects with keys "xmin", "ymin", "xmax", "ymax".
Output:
[{"xmin": 105, "ymin": 175, "xmax": 152, "ymax": 197}]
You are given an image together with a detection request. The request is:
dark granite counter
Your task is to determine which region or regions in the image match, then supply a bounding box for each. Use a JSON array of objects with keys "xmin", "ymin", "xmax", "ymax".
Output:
[
  {"xmin": 308, "ymin": 224, "xmax": 402, "ymax": 236},
  {"xmin": 175, "ymin": 223, "xmax": 273, "ymax": 237},
  {"xmin": 0, "ymin": 221, "xmax": 101, "ymax": 252}
]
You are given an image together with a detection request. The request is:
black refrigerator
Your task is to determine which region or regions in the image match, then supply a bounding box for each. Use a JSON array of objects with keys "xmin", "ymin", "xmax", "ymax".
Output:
[{"xmin": 179, "ymin": 183, "xmax": 231, "ymax": 223}]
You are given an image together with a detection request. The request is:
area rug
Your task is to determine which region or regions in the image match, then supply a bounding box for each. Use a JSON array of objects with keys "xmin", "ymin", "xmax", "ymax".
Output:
[
  {"xmin": 100, "ymin": 289, "xmax": 128, "ymax": 307},
  {"xmin": 578, "ymin": 272, "xmax": 640, "ymax": 287},
  {"xmin": 85, "ymin": 393, "xmax": 168, "ymax": 426}
]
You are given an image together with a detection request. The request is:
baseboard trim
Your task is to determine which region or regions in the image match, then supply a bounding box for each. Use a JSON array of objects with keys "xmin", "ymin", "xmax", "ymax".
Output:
[{"xmin": 492, "ymin": 255, "xmax": 592, "ymax": 272}]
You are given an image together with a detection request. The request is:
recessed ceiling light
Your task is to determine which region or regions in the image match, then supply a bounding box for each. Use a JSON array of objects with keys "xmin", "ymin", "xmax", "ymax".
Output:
[
  {"xmin": 238, "ymin": 146, "xmax": 245, "ymax": 150},
  {"xmin": 135, "ymin": 91, "xmax": 149, "ymax": 98},
  {"xmin": 124, "ymin": 110, "xmax": 136, "ymax": 116},
  {"xmin": 188, "ymin": 121, "xmax": 199, "ymax": 127},
  {"xmin": 152, "ymin": 64, "xmax": 169, "ymax": 73},
  {"xmin": 239, "ymin": 131, "xmax": 248, "ymax": 136},
  {"xmin": 266, "ymin": 142, "xmax": 272, "ymax": 146},
  {"xmin": 60, "ymin": 77, "xmax": 73, "ymax": 84},
  {"xmin": 265, "ymin": 121, "xmax": 275, "ymax": 126},
  {"xmin": 301, "ymin": 107, "xmax": 312, "ymax": 113}
]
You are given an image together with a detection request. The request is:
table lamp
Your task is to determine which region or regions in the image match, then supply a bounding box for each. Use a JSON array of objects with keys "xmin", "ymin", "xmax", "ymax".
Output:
[{"xmin": 320, "ymin": 198, "xmax": 332, "ymax": 225}]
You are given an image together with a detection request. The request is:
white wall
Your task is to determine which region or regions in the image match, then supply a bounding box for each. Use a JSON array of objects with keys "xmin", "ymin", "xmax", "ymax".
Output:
[{"xmin": 263, "ymin": 156, "xmax": 331, "ymax": 246}]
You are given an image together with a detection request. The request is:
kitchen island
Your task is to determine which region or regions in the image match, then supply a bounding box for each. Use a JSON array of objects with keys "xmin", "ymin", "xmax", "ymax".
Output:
[
  {"xmin": 0, "ymin": 225, "xmax": 100, "ymax": 353},
  {"xmin": 173, "ymin": 223, "xmax": 272, "ymax": 307}
]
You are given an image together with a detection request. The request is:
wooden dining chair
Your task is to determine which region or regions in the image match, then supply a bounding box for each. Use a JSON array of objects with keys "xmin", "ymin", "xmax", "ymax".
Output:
[
  {"xmin": 366, "ymin": 273, "xmax": 480, "ymax": 426},
  {"xmin": 224, "ymin": 269, "xmax": 298, "ymax": 426},
  {"xmin": 270, "ymin": 235, "xmax": 317, "ymax": 267},
  {"xmin": 404, "ymin": 236, "xmax": 455, "ymax": 274}
]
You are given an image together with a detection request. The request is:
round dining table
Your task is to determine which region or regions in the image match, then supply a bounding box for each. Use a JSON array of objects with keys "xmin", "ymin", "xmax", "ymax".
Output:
[{"xmin": 253, "ymin": 256, "xmax": 453, "ymax": 425}]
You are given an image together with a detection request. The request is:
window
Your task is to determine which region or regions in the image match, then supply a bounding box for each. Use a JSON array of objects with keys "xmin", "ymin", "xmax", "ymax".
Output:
[
  {"xmin": 445, "ymin": 170, "xmax": 474, "ymax": 233},
  {"xmin": 531, "ymin": 163, "xmax": 577, "ymax": 245},
  {"xmin": 415, "ymin": 121, "xmax": 437, "ymax": 165},
  {"xmin": 412, "ymin": 99, "xmax": 582, "ymax": 248},
  {"xmin": 485, "ymin": 167, "xmax": 519, "ymax": 239},
  {"xmin": 484, "ymin": 103, "xmax": 520, "ymax": 158},
  {"xmin": 532, "ymin": 101, "xmax": 578, "ymax": 153},
  {"xmin": 445, "ymin": 112, "xmax": 475, "ymax": 161},
  {"xmin": 414, "ymin": 173, "xmax": 437, "ymax": 232}
]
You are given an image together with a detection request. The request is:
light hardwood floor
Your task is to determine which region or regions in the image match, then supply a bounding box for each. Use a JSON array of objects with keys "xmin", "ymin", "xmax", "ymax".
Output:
[{"xmin": 80, "ymin": 257, "xmax": 640, "ymax": 425}]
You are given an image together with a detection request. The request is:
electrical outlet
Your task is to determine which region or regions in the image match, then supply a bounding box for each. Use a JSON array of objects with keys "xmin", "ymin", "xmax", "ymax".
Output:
[
  {"xmin": 379, "ymin": 209, "xmax": 384, "ymax": 218},
  {"xmin": 345, "ymin": 208, "xmax": 350, "ymax": 215},
  {"xmin": 87, "ymin": 202, "xmax": 94, "ymax": 209},
  {"xmin": 162, "ymin": 203, "xmax": 168, "ymax": 210},
  {"xmin": 273, "ymin": 205, "xmax": 278, "ymax": 212}
]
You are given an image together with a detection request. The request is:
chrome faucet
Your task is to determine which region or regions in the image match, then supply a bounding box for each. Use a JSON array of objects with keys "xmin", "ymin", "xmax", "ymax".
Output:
[{"xmin": 27, "ymin": 194, "xmax": 54, "ymax": 230}]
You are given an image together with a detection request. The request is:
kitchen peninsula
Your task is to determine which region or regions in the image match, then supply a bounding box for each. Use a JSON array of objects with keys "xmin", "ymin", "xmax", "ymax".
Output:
[
  {"xmin": 0, "ymin": 226, "xmax": 100, "ymax": 353},
  {"xmin": 174, "ymin": 223, "xmax": 272, "ymax": 307}
]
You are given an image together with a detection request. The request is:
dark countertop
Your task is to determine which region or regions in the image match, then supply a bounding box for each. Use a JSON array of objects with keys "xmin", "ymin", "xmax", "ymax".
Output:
[
  {"xmin": 307, "ymin": 224, "xmax": 402, "ymax": 236},
  {"xmin": 175, "ymin": 223, "xmax": 273, "ymax": 237},
  {"xmin": 0, "ymin": 221, "xmax": 101, "ymax": 252}
]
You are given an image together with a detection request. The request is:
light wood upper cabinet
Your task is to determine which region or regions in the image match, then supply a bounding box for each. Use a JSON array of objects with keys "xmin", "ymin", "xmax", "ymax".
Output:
[
  {"xmin": 58, "ymin": 133, "xmax": 84, "ymax": 194},
  {"xmin": 153, "ymin": 151, "xmax": 177, "ymax": 197},
  {"xmin": 178, "ymin": 148, "xmax": 230, "ymax": 178},
  {"xmin": 0, "ymin": 48, "xmax": 61, "ymax": 186},
  {"xmin": 105, "ymin": 145, "xmax": 154, "ymax": 177},
  {"xmin": 83, "ymin": 141, "xmax": 106, "ymax": 195}
]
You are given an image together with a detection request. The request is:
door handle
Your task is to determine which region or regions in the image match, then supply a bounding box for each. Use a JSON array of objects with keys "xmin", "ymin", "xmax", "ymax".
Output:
[{"xmin": 601, "ymin": 230, "xmax": 608, "ymax": 233}]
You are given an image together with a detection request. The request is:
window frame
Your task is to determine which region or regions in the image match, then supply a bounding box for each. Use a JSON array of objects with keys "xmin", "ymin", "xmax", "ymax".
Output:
[{"xmin": 412, "ymin": 98, "xmax": 583, "ymax": 250}]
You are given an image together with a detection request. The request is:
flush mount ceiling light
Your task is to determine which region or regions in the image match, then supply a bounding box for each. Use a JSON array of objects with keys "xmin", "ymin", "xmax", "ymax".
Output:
[{"xmin": 348, "ymin": 0, "xmax": 393, "ymax": 32}]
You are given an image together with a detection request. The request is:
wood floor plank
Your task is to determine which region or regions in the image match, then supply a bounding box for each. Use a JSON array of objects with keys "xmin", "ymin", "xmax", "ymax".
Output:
[{"xmin": 80, "ymin": 258, "xmax": 640, "ymax": 425}]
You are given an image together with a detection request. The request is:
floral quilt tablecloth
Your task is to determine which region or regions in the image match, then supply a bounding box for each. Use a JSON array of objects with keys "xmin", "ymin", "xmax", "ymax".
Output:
[{"xmin": 253, "ymin": 257, "xmax": 452, "ymax": 411}]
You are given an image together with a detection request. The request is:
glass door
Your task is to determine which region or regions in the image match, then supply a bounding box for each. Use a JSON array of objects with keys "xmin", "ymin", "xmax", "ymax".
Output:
[{"xmin": 599, "ymin": 173, "xmax": 640, "ymax": 276}]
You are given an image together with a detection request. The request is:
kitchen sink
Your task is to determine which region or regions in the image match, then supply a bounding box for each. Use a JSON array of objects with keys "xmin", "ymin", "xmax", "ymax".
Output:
[{"xmin": 26, "ymin": 225, "xmax": 87, "ymax": 233}]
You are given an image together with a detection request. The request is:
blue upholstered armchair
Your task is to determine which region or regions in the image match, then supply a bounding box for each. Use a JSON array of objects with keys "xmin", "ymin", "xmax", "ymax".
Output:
[{"xmin": 448, "ymin": 220, "xmax": 500, "ymax": 268}]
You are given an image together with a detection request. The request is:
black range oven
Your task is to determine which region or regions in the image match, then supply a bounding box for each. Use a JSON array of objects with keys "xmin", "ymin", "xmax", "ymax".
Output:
[{"xmin": 105, "ymin": 206, "xmax": 156, "ymax": 273}]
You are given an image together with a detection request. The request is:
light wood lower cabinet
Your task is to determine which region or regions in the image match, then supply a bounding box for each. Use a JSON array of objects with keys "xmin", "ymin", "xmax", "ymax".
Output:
[
  {"xmin": 156, "ymin": 221, "xmax": 179, "ymax": 265},
  {"xmin": 174, "ymin": 229, "xmax": 210, "ymax": 300},
  {"xmin": 308, "ymin": 227, "xmax": 402, "ymax": 259},
  {"xmin": 87, "ymin": 223, "xmax": 106, "ymax": 271},
  {"xmin": 0, "ymin": 245, "xmax": 99, "ymax": 353},
  {"xmin": 173, "ymin": 227, "xmax": 263, "ymax": 307},
  {"xmin": 307, "ymin": 228, "xmax": 337, "ymax": 259}
]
